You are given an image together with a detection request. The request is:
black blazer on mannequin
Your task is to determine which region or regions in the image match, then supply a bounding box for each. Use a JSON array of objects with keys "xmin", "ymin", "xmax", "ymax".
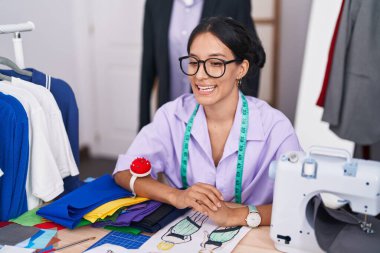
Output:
[{"xmin": 139, "ymin": 0, "xmax": 261, "ymax": 130}]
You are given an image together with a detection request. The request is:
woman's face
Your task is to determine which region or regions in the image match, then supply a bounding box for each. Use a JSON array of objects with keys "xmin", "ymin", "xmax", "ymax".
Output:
[{"xmin": 188, "ymin": 32, "xmax": 248, "ymax": 107}]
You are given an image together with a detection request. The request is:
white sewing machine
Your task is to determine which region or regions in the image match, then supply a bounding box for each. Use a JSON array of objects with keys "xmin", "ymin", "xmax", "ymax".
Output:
[{"xmin": 269, "ymin": 146, "xmax": 380, "ymax": 253}]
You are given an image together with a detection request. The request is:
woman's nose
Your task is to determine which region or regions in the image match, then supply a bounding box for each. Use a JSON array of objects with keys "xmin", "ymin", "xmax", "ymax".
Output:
[{"xmin": 195, "ymin": 63, "xmax": 208, "ymax": 79}]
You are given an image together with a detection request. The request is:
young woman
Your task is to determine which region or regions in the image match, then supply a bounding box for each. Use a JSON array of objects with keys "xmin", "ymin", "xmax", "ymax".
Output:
[{"xmin": 114, "ymin": 17, "xmax": 302, "ymax": 228}]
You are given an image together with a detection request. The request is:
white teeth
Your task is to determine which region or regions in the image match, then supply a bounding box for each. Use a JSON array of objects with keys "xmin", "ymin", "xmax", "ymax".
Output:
[{"xmin": 197, "ymin": 85, "xmax": 216, "ymax": 91}]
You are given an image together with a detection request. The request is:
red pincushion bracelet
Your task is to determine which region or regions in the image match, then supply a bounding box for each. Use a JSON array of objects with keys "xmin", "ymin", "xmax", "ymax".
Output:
[{"xmin": 129, "ymin": 157, "xmax": 151, "ymax": 196}]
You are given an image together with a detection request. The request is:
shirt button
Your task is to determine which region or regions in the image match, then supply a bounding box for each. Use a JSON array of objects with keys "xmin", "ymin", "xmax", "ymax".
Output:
[{"xmin": 181, "ymin": 30, "xmax": 187, "ymax": 36}]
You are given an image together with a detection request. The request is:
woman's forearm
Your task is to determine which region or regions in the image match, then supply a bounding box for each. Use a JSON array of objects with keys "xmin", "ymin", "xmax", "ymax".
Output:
[
  {"xmin": 114, "ymin": 170, "xmax": 179, "ymax": 206},
  {"xmin": 256, "ymin": 204, "xmax": 272, "ymax": 225},
  {"xmin": 115, "ymin": 171, "xmax": 272, "ymax": 227},
  {"xmin": 226, "ymin": 202, "xmax": 272, "ymax": 226}
]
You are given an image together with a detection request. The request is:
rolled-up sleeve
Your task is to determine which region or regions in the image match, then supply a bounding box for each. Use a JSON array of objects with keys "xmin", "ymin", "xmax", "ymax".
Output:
[{"xmin": 273, "ymin": 120, "xmax": 303, "ymax": 160}]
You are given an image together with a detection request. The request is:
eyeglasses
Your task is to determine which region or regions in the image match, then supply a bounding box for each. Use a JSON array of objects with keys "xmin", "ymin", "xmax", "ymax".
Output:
[{"xmin": 178, "ymin": 56, "xmax": 242, "ymax": 78}]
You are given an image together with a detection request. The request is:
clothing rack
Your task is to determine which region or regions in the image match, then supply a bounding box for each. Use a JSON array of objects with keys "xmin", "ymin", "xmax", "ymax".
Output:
[{"xmin": 0, "ymin": 21, "xmax": 35, "ymax": 69}]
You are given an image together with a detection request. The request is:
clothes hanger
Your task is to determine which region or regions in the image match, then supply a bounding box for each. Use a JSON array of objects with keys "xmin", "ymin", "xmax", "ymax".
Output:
[
  {"xmin": 0, "ymin": 72, "xmax": 11, "ymax": 81},
  {"xmin": 0, "ymin": 56, "xmax": 32, "ymax": 77}
]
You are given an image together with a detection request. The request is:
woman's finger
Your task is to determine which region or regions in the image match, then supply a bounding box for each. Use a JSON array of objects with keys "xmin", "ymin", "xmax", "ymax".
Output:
[
  {"xmin": 197, "ymin": 183, "xmax": 224, "ymax": 201},
  {"xmin": 191, "ymin": 199, "xmax": 208, "ymax": 215},
  {"xmin": 188, "ymin": 190, "xmax": 219, "ymax": 211},
  {"xmin": 192, "ymin": 187, "xmax": 221, "ymax": 209},
  {"xmin": 191, "ymin": 184, "xmax": 223, "ymax": 208}
]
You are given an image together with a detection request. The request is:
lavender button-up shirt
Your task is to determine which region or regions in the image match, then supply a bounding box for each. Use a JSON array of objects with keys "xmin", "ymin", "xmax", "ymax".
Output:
[{"xmin": 114, "ymin": 94, "xmax": 302, "ymax": 205}]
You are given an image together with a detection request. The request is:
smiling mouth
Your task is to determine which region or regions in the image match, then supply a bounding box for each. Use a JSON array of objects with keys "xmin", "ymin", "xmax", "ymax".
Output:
[{"xmin": 196, "ymin": 85, "xmax": 216, "ymax": 94}]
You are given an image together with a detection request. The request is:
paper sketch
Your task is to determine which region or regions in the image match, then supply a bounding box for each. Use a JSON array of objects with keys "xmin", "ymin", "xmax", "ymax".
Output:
[
  {"xmin": 139, "ymin": 210, "xmax": 250, "ymax": 253},
  {"xmin": 157, "ymin": 212, "xmax": 208, "ymax": 250},
  {"xmin": 199, "ymin": 226, "xmax": 241, "ymax": 252}
]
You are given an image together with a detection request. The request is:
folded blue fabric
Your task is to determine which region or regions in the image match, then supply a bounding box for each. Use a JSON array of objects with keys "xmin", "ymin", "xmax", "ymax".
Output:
[{"xmin": 37, "ymin": 175, "xmax": 132, "ymax": 229}]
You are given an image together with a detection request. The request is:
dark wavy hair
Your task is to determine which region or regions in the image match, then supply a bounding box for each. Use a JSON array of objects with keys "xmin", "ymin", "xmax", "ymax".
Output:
[{"xmin": 187, "ymin": 16, "xmax": 266, "ymax": 87}]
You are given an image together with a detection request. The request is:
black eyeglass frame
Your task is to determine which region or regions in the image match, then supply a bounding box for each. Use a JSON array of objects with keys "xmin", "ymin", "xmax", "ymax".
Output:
[{"xmin": 178, "ymin": 56, "xmax": 242, "ymax": 78}]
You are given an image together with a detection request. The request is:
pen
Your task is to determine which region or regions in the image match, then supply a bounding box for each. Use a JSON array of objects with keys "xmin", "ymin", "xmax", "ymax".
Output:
[{"xmin": 54, "ymin": 236, "xmax": 96, "ymax": 251}]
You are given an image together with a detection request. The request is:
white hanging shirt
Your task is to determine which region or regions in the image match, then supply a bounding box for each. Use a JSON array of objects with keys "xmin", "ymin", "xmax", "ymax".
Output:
[
  {"xmin": 12, "ymin": 77, "xmax": 79, "ymax": 178},
  {"xmin": 0, "ymin": 80, "xmax": 64, "ymax": 209}
]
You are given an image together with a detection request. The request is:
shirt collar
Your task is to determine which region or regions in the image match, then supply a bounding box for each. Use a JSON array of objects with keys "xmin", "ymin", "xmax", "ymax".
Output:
[
  {"xmin": 183, "ymin": 0, "xmax": 193, "ymax": 6},
  {"xmin": 230, "ymin": 93, "xmax": 265, "ymax": 141},
  {"xmin": 175, "ymin": 95, "xmax": 211, "ymax": 156},
  {"xmin": 222, "ymin": 94, "xmax": 266, "ymax": 159},
  {"xmin": 26, "ymin": 68, "xmax": 48, "ymax": 87},
  {"xmin": 176, "ymin": 0, "xmax": 202, "ymax": 7},
  {"xmin": 174, "ymin": 94, "xmax": 266, "ymax": 155}
]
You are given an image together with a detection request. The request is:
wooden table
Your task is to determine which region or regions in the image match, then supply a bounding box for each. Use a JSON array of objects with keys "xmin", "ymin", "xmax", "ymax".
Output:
[{"xmin": 56, "ymin": 226, "xmax": 281, "ymax": 253}]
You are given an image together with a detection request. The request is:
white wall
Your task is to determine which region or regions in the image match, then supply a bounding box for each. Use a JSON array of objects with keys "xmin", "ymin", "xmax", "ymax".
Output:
[
  {"xmin": 0, "ymin": 0, "xmax": 78, "ymax": 88},
  {"xmin": 0, "ymin": 0, "xmax": 94, "ymax": 148},
  {"xmin": 277, "ymin": 0, "xmax": 312, "ymax": 123}
]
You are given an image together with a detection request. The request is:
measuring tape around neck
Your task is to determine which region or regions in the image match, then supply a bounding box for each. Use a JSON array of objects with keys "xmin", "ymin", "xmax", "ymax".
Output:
[{"xmin": 180, "ymin": 92, "xmax": 249, "ymax": 203}]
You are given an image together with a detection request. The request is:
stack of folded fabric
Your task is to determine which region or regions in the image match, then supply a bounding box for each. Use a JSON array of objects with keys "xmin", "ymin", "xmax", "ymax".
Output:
[
  {"xmin": 83, "ymin": 196, "xmax": 149, "ymax": 223},
  {"xmin": 37, "ymin": 175, "xmax": 133, "ymax": 229},
  {"xmin": 91, "ymin": 200, "xmax": 162, "ymax": 228},
  {"xmin": 130, "ymin": 204, "xmax": 190, "ymax": 233},
  {"xmin": 36, "ymin": 174, "xmax": 190, "ymax": 235}
]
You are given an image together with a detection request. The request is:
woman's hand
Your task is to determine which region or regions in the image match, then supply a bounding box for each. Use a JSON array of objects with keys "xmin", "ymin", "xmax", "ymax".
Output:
[
  {"xmin": 171, "ymin": 183, "xmax": 224, "ymax": 214},
  {"xmin": 201, "ymin": 202, "xmax": 250, "ymax": 227},
  {"xmin": 201, "ymin": 201, "xmax": 236, "ymax": 226}
]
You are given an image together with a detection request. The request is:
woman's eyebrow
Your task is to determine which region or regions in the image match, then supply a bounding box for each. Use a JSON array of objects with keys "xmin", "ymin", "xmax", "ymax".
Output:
[
  {"xmin": 189, "ymin": 53, "xmax": 227, "ymax": 57},
  {"xmin": 209, "ymin": 53, "xmax": 227, "ymax": 57}
]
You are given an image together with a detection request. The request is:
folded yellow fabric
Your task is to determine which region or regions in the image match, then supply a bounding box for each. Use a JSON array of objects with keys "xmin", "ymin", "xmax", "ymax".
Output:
[{"xmin": 83, "ymin": 197, "xmax": 148, "ymax": 223}]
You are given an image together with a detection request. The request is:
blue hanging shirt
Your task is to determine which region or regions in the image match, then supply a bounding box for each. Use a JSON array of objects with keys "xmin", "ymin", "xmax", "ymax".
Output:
[{"xmin": 0, "ymin": 92, "xmax": 29, "ymax": 220}]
